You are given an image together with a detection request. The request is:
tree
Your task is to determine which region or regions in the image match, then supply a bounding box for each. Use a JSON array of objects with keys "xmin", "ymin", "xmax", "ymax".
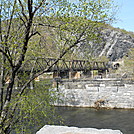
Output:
[
  {"xmin": 117, "ymin": 48, "xmax": 134, "ymax": 78},
  {"xmin": 11, "ymin": 80, "xmax": 63, "ymax": 134},
  {"xmin": 0, "ymin": 0, "xmax": 116, "ymax": 133}
]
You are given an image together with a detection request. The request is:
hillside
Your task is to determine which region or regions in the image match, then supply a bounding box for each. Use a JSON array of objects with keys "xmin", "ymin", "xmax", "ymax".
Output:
[{"xmin": 79, "ymin": 26, "xmax": 134, "ymax": 61}]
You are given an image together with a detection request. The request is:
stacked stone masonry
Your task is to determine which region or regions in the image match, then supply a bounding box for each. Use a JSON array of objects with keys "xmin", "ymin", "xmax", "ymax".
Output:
[{"xmin": 55, "ymin": 79, "xmax": 134, "ymax": 109}]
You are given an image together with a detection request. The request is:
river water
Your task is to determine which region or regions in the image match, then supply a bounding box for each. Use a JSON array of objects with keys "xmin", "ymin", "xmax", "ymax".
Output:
[{"xmin": 55, "ymin": 107, "xmax": 134, "ymax": 134}]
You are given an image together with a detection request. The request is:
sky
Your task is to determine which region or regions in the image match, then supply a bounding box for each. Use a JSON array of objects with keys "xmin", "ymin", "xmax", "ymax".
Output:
[{"xmin": 112, "ymin": 0, "xmax": 134, "ymax": 32}]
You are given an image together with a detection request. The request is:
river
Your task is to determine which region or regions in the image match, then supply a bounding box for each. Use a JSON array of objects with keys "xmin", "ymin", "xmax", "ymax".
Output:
[{"xmin": 55, "ymin": 107, "xmax": 134, "ymax": 134}]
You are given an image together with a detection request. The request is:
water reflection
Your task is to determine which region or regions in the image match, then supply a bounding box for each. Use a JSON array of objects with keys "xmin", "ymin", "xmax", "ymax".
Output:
[{"xmin": 56, "ymin": 107, "xmax": 134, "ymax": 134}]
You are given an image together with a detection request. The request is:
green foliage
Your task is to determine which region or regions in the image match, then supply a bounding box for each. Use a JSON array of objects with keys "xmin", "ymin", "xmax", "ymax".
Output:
[
  {"xmin": 0, "ymin": 0, "xmax": 117, "ymax": 133},
  {"xmin": 123, "ymin": 48, "xmax": 134, "ymax": 74},
  {"xmin": 25, "ymin": 0, "xmax": 117, "ymax": 60},
  {"xmin": 119, "ymin": 29, "xmax": 134, "ymax": 38},
  {"xmin": 117, "ymin": 48, "xmax": 134, "ymax": 78},
  {"xmin": 104, "ymin": 24, "xmax": 134, "ymax": 38},
  {"xmin": 95, "ymin": 56, "xmax": 109, "ymax": 62},
  {"xmin": 12, "ymin": 80, "xmax": 63, "ymax": 134}
]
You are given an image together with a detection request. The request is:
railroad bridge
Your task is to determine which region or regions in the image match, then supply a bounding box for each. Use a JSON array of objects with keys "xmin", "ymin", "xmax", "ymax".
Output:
[{"xmin": 21, "ymin": 58, "xmax": 108, "ymax": 79}]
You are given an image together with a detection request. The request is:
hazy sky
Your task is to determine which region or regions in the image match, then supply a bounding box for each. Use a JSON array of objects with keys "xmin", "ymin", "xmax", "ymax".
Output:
[{"xmin": 112, "ymin": 0, "xmax": 134, "ymax": 32}]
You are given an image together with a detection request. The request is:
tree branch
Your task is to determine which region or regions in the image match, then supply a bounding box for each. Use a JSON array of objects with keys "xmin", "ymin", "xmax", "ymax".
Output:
[
  {"xmin": 33, "ymin": 0, "xmax": 46, "ymax": 15},
  {"xmin": 18, "ymin": 0, "xmax": 28, "ymax": 21},
  {"xmin": 28, "ymin": 0, "xmax": 33, "ymax": 19},
  {"xmin": 5, "ymin": 0, "xmax": 17, "ymax": 40},
  {"xmin": 28, "ymin": 31, "xmax": 41, "ymax": 39},
  {"xmin": 18, "ymin": 13, "xmax": 27, "ymax": 28},
  {"xmin": 0, "ymin": 49, "xmax": 14, "ymax": 68},
  {"xmin": 38, "ymin": 23, "xmax": 59, "ymax": 28}
]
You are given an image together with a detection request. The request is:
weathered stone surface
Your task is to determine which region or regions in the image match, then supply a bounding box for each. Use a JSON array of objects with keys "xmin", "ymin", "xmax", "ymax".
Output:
[
  {"xmin": 36, "ymin": 125, "xmax": 123, "ymax": 134},
  {"xmin": 79, "ymin": 28, "xmax": 134, "ymax": 61},
  {"xmin": 56, "ymin": 79, "xmax": 134, "ymax": 109}
]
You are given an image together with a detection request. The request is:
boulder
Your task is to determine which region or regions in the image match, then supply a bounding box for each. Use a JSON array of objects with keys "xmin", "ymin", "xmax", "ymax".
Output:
[{"xmin": 36, "ymin": 125, "xmax": 123, "ymax": 134}]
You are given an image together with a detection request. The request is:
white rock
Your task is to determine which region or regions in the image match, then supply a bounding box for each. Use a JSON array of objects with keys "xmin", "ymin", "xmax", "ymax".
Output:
[{"xmin": 36, "ymin": 125, "xmax": 123, "ymax": 134}]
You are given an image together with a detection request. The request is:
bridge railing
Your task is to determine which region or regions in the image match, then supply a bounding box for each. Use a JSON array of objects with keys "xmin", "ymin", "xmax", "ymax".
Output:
[{"xmin": 20, "ymin": 58, "xmax": 108, "ymax": 73}]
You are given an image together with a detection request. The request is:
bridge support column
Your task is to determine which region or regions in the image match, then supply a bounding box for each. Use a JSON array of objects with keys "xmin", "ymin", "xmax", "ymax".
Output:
[
  {"xmin": 91, "ymin": 71, "xmax": 93, "ymax": 78},
  {"xmin": 69, "ymin": 72, "xmax": 72, "ymax": 79},
  {"xmin": 53, "ymin": 72, "xmax": 59, "ymax": 78},
  {"xmin": 91, "ymin": 70, "xmax": 99, "ymax": 78},
  {"xmin": 105, "ymin": 70, "xmax": 108, "ymax": 78},
  {"xmin": 69, "ymin": 71, "xmax": 81, "ymax": 79}
]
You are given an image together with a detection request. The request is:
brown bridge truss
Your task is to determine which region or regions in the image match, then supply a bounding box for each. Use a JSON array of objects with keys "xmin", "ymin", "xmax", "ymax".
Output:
[{"xmin": 20, "ymin": 58, "xmax": 108, "ymax": 73}]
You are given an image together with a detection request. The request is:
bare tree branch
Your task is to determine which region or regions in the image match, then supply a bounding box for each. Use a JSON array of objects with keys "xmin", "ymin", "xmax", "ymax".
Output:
[
  {"xmin": 29, "ymin": 31, "xmax": 41, "ymax": 39},
  {"xmin": 18, "ymin": 0, "xmax": 28, "ymax": 21},
  {"xmin": 0, "ymin": 49, "xmax": 14, "ymax": 68},
  {"xmin": 28, "ymin": 0, "xmax": 33, "ymax": 19},
  {"xmin": 38, "ymin": 23, "xmax": 59, "ymax": 28},
  {"xmin": 5, "ymin": 0, "xmax": 17, "ymax": 40},
  {"xmin": 33, "ymin": 0, "xmax": 46, "ymax": 15},
  {"xmin": 18, "ymin": 13, "xmax": 27, "ymax": 28}
]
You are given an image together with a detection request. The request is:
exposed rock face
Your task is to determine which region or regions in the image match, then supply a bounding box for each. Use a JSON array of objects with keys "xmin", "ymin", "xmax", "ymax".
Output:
[
  {"xmin": 36, "ymin": 125, "xmax": 123, "ymax": 134},
  {"xmin": 80, "ymin": 28, "xmax": 134, "ymax": 61}
]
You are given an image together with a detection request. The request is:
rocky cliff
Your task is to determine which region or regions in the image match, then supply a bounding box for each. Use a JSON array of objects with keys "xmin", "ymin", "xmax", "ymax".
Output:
[{"xmin": 79, "ymin": 27, "xmax": 134, "ymax": 61}]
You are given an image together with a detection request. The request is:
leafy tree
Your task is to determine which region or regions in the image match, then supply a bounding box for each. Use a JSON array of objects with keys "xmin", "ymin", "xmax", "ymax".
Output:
[
  {"xmin": 0, "ymin": 0, "xmax": 116, "ymax": 133},
  {"xmin": 117, "ymin": 48, "xmax": 134, "ymax": 78},
  {"xmin": 11, "ymin": 80, "xmax": 63, "ymax": 134}
]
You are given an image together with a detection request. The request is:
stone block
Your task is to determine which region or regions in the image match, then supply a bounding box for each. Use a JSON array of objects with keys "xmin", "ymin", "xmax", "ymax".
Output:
[
  {"xmin": 85, "ymin": 86, "xmax": 99, "ymax": 92},
  {"xmin": 100, "ymin": 84, "xmax": 105, "ymax": 87},
  {"xmin": 125, "ymin": 84, "xmax": 134, "ymax": 88},
  {"xmin": 123, "ymin": 92, "xmax": 131, "ymax": 96},
  {"xmin": 36, "ymin": 125, "xmax": 123, "ymax": 134},
  {"xmin": 117, "ymin": 87, "xmax": 126, "ymax": 93},
  {"xmin": 111, "ymin": 87, "xmax": 118, "ymax": 92}
]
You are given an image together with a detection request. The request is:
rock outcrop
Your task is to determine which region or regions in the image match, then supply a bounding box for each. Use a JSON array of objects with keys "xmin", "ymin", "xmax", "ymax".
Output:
[
  {"xmin": 79, "ymin": 27, "xmax": 134, "ymax": 61},
  {"xmin": 36, "ymin": 125, "xmax": 123, "ymax": 134}
]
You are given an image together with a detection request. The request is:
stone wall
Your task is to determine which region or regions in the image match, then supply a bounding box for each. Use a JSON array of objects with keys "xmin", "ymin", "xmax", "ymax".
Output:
[{"xmin": 55, "ymin": 79, "xmax": 134, "ymax": 109}]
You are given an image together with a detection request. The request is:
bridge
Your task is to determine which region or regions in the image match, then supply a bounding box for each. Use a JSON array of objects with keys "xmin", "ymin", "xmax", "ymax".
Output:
[
  {"xmin": 21, "ymin": 58, "xmax": 108, "ymax": 73},
  {"xmin": 17, "ymin": 58, "xmax": 109, "ymax": 88}
]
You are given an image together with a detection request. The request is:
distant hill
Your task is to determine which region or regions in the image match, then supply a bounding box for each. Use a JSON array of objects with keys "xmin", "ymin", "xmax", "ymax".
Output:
[
  {"xmin": 26, "ymin": 19, "xmax": 134, "ymax": 62},
  {"xmin": 79, "ymin": 25, "xmax": 134, "ymax": 61}
]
